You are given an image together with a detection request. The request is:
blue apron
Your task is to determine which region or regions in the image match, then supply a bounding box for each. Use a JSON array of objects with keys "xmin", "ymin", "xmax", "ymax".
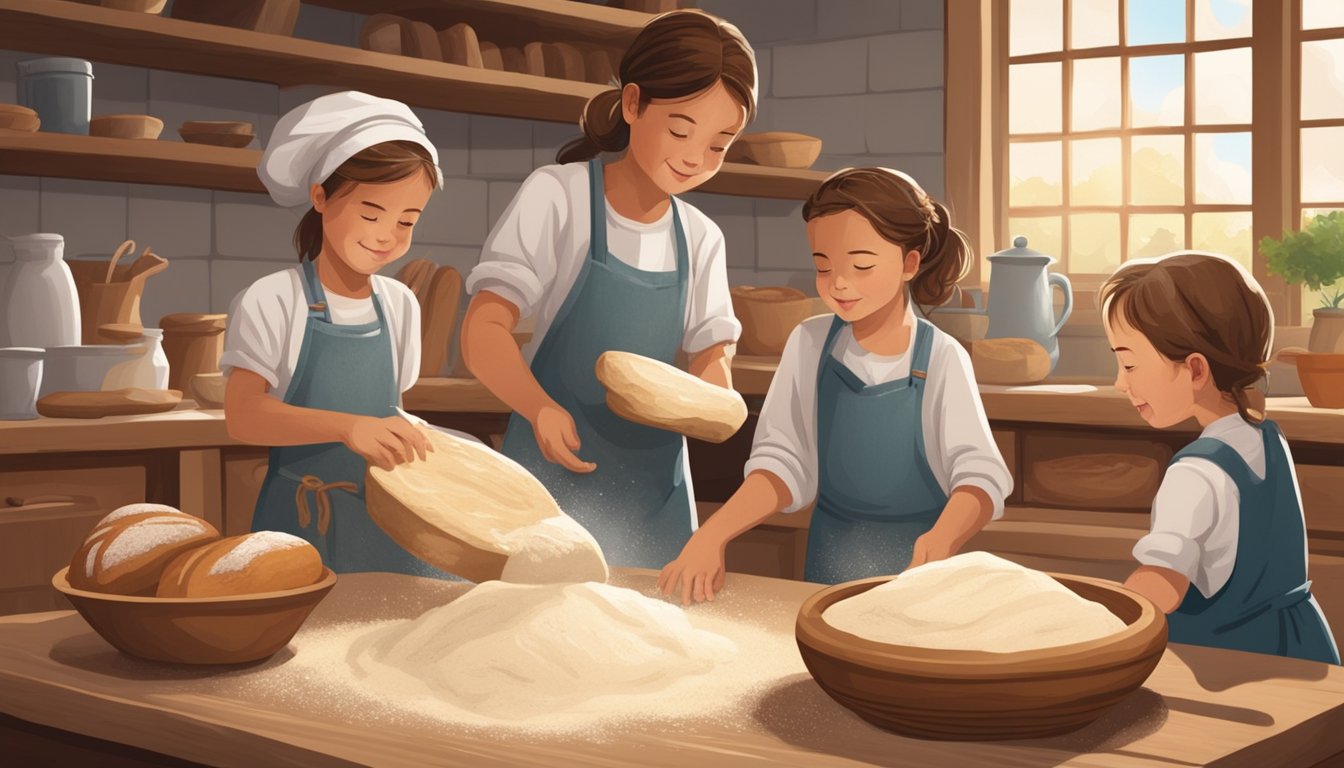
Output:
[
  {"xmin": 1167, "ymin": 421, "xmax": 1340, "ymax": 663},
  {"xmin": 250, "ymin": 259, "xmax": 450, "ymax": 577},
  {"xmin": 805, "ymin": 315, "xmax": 949, "ymax": 584},
  {"xmin": 501, "ymin": 158, "xmax": 695, "ymax": 569}
]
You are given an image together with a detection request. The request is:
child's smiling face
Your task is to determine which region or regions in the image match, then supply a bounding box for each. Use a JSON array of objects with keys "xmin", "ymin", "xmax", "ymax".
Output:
[
  {"xmin": 311, "ymin": 170, "xmax": 433, "ymax": 275},
  {"xmin": 807, "ymin": 209, "xmax": 918, "ymax": 323},
  {"xmin": 624, "ymin": 80, "xmax": 746, "ymax": 197},
  {"xmin": 1105, "ymin": 306, "xmax": 1197, "ymax": 428}
]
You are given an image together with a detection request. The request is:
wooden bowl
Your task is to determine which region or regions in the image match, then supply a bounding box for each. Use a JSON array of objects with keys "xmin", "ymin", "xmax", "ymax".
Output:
[
  {"xmin": 53, "ymin": 566, "xmax": 336, "ymax": 665},
  {"xmin": 1294, "ymin": 352, "xmax": 1344, "ymax": 408},
  {"xmin": 179, "ymin": 129, "xmax": 256, "ymax": 148},
  {"xmin": 795, "ymin": 573, "xmax": 1167, "ymax": 741},
  {"xmin": 0, "ymin": 104, "xmax": 40, "ymax": 132},
  {"xmin": 731, "ymin": 286, "xmax": 828, "ymax": 356},
  {"xmin": 190, "ymin": 372, "xmax": 226, "ymax": 409},
  {"xmin": 726, "ymin": 131, "xmax": 823, "ymax": 169},
  {"xmin": 89, "ymin": 114, "xmax": 164, "ymax": 140}
]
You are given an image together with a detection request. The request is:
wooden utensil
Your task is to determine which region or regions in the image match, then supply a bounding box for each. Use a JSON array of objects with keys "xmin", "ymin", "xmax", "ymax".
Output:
[
  {"xmin": 85, "ymin": 241, "xmax": 170, "ymax": 345},
  {"xmin": 420, "ymin": 266, "xmax": 463, "ymax": 378},
  {"xmin": 37, "ymin": 388, "xmax": 182, "ymax": 419}
]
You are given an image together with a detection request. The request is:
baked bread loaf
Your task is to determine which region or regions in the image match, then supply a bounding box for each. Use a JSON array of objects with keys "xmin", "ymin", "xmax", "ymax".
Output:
[
  {"xmin": 366, "ymin": 429, "xmax": 608, "ymax": 584},
  {"xmin": 595, "ymin": 351, "xmax": 748, "ymax": 443},
  {"xmin": 971, "ymin": 338, "xmax": 1051, "ymax": 385},
  {"xmin": 69, "ymin": 504, "xmax": 220, "ymax": 595},
  {"xmin": 156, "ymin": 531, "xmax": 324, "ymax": 598}
]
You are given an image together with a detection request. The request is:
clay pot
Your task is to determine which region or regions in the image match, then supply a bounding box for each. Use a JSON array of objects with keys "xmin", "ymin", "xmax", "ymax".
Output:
[{"xmin": 159, "ymin": 313, "xmax": 227, "ymax": 393}]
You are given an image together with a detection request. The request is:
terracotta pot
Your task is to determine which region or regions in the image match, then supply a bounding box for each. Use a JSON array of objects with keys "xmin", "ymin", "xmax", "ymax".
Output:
[
  {"xmin": 1296, "ymin": 353, "xmax": 1344, "ymax": 408},
  {"xmin": 159, "ymin": 313, "xmax": 227, "ymax": 392},
  {"xmin": 1308, "ymin": 308, "xmax": 1344, "ymax": 354}
]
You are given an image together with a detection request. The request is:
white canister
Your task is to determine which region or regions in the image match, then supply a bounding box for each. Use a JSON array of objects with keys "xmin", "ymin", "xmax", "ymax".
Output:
[
  {"xmin": 2, "ymin": 234, "xmax": 81, "ymax": 348},
  {"xmin": 0, "ymin": 347, "xmax": 44, "ymax": 420},
  {"xmin": 103, "ymin": 329, "xmax": 171, "ymax": 391}
]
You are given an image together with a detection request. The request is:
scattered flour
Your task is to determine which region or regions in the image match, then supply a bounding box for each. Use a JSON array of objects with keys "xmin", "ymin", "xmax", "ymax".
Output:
[
  {"xmin": 822, "ymin": 551, "xmax": 1126, "ymax": 653},
  {"xmin": 84, "ymin": 539, "xmax": 104, "ymax": 579},
  {"xmin": 97, "ymin": 503, "xmax": 186, "ymax": 527},
  {"xmin": 99, "ymin": 517, "xmax": 213, "ymax": 571},
  {"xmin": 209, "ymin": 531, "xmax": 307, "ymax": 576},
  {"xmin": 498, "ymin": 516, "xmax": 609, "ymax": 585}
]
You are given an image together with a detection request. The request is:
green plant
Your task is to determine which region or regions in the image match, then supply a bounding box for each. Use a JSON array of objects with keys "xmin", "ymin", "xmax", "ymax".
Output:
[{"xmin": 1262, "ymin": 211, "xmax": 1344, "ymax": 309}]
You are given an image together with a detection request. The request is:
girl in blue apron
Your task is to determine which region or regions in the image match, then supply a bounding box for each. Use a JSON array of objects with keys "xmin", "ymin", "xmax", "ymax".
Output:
[
  {"xmin": 1100, "ymin": 252, "xmax": 1338, "ymax": 664},
  {"xmin": 660, "ymin": 168, "xmax": 1013, "ymax": 602},
  {"xmin": 460, "ymin": 11, "xmax": 758, "ymax": 569},
  {"xmin": 221, "ymin": 91, "xmax": 453, "ymax": 577}
]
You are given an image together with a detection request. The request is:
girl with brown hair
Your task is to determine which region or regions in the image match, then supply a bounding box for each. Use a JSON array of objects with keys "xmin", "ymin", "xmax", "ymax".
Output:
[
  {"xmin": 461, "ymin": 10, "xmax": 757, "ymax": 569},
  {"xmin": 222, "ymin": 91, "xmax": 449, "ymax": 575},
  {"xmin": 1101, "ymin": 251, "xmax": 1338, "ymax": 663},
  {"xmin": 660, "ymin": 168, "xmax": 1012, "ymax": 600}
]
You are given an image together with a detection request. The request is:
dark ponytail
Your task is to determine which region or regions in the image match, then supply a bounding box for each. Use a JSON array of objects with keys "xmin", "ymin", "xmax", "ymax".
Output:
[
  {"xmin": 293, "ymin": 140, "xmax": 436, "ymax": 262},
  {"xmin": 802, "ymin": 167, "xmax": 972, "ymax": 308},
  {"xmin": 557, "ymin": 10, "xmax": 757, "ymax": 164}
]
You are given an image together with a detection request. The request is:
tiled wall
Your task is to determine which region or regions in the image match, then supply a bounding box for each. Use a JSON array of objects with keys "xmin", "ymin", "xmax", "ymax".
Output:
[{"xmin": 0, "ymin": 0, "xmax": 945, "ymax": 325}]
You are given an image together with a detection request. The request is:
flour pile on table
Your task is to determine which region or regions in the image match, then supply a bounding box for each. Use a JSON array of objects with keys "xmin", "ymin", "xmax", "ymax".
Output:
[{"xmin": 823, "ymin": 552, "xmax": 1126, "ymax": 652}]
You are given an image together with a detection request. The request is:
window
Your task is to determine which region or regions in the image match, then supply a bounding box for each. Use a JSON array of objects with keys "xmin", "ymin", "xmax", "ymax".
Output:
[
  {"xmin": 1298, "ymin": 2, "xmax": 1344, "ymax": 223},
  {"xmin": 1004, "ymin": 0, "xmax": 1255, "ymax": 276}
]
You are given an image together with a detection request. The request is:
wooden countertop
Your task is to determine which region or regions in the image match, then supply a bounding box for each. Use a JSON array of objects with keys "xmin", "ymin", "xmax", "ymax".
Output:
[{"xmin": 2, "ymin": 570, "xmax": 1342, "ymax": 767}]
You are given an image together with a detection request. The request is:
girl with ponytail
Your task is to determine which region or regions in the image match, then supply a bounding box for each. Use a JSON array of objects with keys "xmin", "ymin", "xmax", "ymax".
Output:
[
  {"xmin": 1100, "ymin": 252, "xmax": 1338, "ymax": 663},
  {"xmin": 460, "ymin": 11, "xmax": 757, "ymax": 569},
  {"xmin": 660, "ymin": 168, "xmax": 1014, "ymax": 600}
]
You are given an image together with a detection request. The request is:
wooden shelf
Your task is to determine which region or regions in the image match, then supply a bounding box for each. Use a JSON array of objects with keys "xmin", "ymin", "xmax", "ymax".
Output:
[
  {"xmin": 0, "ymin": 131, "xmax": 265, "ymax": 193},
  {"xmin": 302, "ymin": 0, "xmax": 650, "ymax": 48},
  {"xmin": 0, "ymin": 0, "xmax": 828, "ymax": 200}
]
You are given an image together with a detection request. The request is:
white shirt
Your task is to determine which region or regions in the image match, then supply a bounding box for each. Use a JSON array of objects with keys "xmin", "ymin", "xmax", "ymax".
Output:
[
  {"xmin": 1133, "ymin": 413, "xmax": 1281, "ymax": 598},
  {"xmin": 219, "ymin": 267, "xmax": 421, "ymax": 397},
  {"xmin": 745, "ymin": 309, "xmax": 1014, "ymax": 518},
  {"xmin": 464, "ymin": 162, "xmax": 740, "ymax": 360}
]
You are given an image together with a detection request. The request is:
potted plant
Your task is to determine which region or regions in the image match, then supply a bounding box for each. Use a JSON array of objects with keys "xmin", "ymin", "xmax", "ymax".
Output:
[
  {"xmin": 1263, "ymin": 211, "xmax": 1344, "ymax": 407},
  {"xmin": 1262, "ymin": 210, "xmax": 1344, "ymax": 353}
]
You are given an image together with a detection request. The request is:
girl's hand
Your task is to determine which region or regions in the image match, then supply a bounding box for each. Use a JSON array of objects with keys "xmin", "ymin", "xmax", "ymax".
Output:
[
  {"xmin": 344, "ymin": 416, "xmax": 430, "ymax": 471},
  {"xmin": 658, "ymin": 533, "xmax": 727, "ymax": 606},
  {"xmin": 530, "ymin": 402, "xmax": 596, "ymax": 473},
  {"xmin": 906, "ymin": 530, "xmax": 957, "ymax": 571}
]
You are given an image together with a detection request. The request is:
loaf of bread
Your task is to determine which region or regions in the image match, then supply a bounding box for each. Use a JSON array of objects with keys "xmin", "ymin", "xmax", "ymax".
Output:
[
  {"xmin": 595, "ymin": 351, "xmax": 748, "ymax": 443},
  {"xmin": 69, "ymin": 504, "xmax": 220, "ymax": 595},
  {"xmin": 156, "ymin": 532, "xmax": 324, "ymax": 598},
  {"xmin": 971, "ymin": 338, "xmax": 1051, "ymax": 385}
]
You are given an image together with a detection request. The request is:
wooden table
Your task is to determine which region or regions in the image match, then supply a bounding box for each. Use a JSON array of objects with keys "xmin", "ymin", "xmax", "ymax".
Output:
[{"xmin": 2, "ymin": 570, "xmax": 1343, "ymax": 767}]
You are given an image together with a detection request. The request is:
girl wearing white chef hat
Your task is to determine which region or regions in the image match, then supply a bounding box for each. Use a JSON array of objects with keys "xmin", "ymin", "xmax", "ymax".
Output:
[
  {"xmin": 459, "ymin": 10, "xmax": 757, "ymax": 569},
  {"xmin": 221, "ymin": 90, "xmax": 450, "ymax": 576}
]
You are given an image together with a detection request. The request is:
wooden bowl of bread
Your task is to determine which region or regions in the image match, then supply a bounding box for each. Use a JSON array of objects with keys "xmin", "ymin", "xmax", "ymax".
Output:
[
  {"xmin": 54, "ymin": 503, "xmax": 334, "ymax": 664},
  {"xmin": 795, "ymin": 572, "xmax": 1167, "ymax": 740},
  {"xmin": 731, "ymin": 285, "xmax": 829, "ymax": 356}
]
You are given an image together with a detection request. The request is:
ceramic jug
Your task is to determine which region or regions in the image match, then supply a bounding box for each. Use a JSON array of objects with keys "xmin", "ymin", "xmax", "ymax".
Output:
[
  {"xmin": 985, "ymin": 237, "xmax": 1073, "ymax": 372},
  {"xmin": 1, "ymin": 234, "xmax": 81, "ymax": 348}
]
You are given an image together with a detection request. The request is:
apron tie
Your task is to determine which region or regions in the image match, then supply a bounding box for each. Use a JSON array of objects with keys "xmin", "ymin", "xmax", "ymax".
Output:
[{"xmin": 295, "ymin": 475, "xmax": 358, "ymax": 536}]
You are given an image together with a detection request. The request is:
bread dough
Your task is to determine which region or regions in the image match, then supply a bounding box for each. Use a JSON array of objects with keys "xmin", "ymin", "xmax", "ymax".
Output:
[{"xmin": 596, "ymin": 350, "xmax": 748, "ymax": 443}]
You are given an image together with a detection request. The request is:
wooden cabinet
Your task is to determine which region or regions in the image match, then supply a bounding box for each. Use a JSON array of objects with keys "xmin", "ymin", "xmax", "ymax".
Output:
[{"xmin": 222, "ymin": 448, "xmax": 269, "ymax": 537}]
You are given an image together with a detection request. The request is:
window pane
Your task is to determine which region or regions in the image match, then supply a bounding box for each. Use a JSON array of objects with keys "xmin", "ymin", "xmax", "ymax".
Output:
[
  {"xmin": 1302, "ymin": 39, "xmax": 1344, "ymax": 121},
  {"xmin": 1129, "ymin": 214, "xmax": 1186, "ymax": 260},
  {"xmin": 1071, "ymin": 0, "xmax": 1119, "ymax": 49},
  {"xmin": 1007, "ymin": 217, "xmax": 1063, "ymax": 268},
  {"xmin": 1070, "ymin": 213, "xmax": 1121, "ymax": 273},
  {"xmin": 1130, "ymin": 55, "xmax": 1185, "ymax": 127},
  {"xmin": 1194, "ymin": 48, "xmax": 1251, "ymax": 124},
  {"xmin": 1194, "ymin": 132, "xmax": 1251, "ymax": 204},
  {"xmin": 1011, "ymin": 0, "xmax": 1063, "ymax": 55},
  {"xmin": 1010, "ymin": 141, "xmax": 1063, "ymax": 206},
  {"xmin": 1304, "ymin": 207, "xmax": 1344, "ymax": 226},
  {"xmin": 1303, "ymin": 0, "xmax": 1344, "ymax": 30},
  {"xmin": 1194, "ymin": 0, "xmax": 1251, "ymax": 40},
  {"xmin": 1192, "ymin": 211, "xmax": 1253, "ymax": 271},
  {"xmin": 1131, "ymin": 135, "xmax": 1185, "ymax": 205},
  {"xmin": 1302, "ymin": 127, "xmax": 1344, "ymax": 202},
  {"xmin": 1127, "ymin": 0, "xmax": 1185, "ymax": 45},
  {"xmin": 1072, "ymin": 57, "xmax": 1121, "ymax": 130},
  {"xmin": 1010, "ymin": 63, "xmax": 1063, "ymax": 133},
  {"xmin": 1071, "ymin": 138, "xmax": 1122, "ymax": 205}
]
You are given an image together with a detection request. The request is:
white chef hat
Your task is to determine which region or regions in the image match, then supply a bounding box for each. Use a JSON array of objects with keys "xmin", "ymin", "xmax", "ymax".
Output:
[{"xmin": 259, "ymin": 91, "xmax": 443, "ymax": 209}]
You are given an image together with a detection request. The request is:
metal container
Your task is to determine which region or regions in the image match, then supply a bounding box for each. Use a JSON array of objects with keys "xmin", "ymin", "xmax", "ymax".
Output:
[{"xmin": 16, "ymin": 57, "xmax": 94, "ymax": 135}]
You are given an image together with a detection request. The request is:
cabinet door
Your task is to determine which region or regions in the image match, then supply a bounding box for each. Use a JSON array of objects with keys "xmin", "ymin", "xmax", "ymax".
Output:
[
  {"xmin": 223, "ymin": 448, "xmax": 270, "ymax": 536},
  {"xmin": 0, "ymin": 465, "xmax": 147, "ymax": 616}
]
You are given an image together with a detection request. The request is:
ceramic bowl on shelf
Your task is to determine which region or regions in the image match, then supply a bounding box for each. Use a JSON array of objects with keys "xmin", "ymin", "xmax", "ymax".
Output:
[
  {"xmin": 89, "ymin": 114, "xmax": 164, "ymax": 140},
  {"xmin": 795, "ymin": 573, "xmax": 1167, "ymax": 741},
  {"xmin": 179, "ymin": 121, "xmax": 256, "ymax": 148},
  {"xmin": 726, "ymin": 132, "xmax": 823, "ymax": 169},
  {"xmin": 53, "ymin": 566, "xmax": 336, "ymax": 664},
  {"xmin": 0, "ymin": 104, "xmax": 40, "ymax": 132},
  {"xmin": 190, "ymin": 371, "xmax": 226, "ymax": 409}
]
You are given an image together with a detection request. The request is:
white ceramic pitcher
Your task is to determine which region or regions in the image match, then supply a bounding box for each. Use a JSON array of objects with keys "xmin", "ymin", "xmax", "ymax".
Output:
[
  {"xmin": 984, "ymin": 237, "xmax": 1073, "ymax": 372},
  {"xmin": 1, "ymin": 234, "xmax": 81, "ymax": 348}
]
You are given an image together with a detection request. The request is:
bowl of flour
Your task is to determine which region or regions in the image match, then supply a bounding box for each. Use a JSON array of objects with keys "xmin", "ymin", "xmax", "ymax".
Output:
[{"xmin": 794, "ymin": 552, "xmax": 1167, "ymax": 741}]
